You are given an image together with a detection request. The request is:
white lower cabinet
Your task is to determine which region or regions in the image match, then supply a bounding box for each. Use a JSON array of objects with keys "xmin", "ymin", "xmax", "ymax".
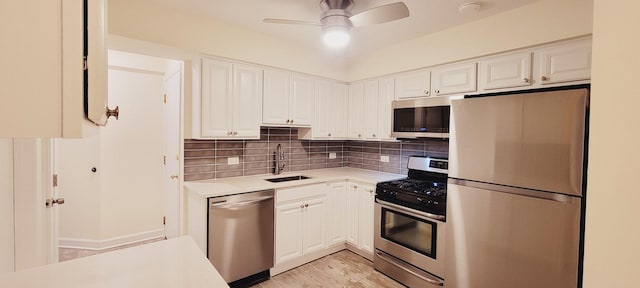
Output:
[
  {"xmin": 326, "ymin": 182, "xmax": 347, "ymax": 246},
  {"xmin": 275, "ymin": 184, "xmax": 327, "ymax": 266},
  {"xmin": 345, "ymin": 182, "xmax": 375, "ymax": 255}
]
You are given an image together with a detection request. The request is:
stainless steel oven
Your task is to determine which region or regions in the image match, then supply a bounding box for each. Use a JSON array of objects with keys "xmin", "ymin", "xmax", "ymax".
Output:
[{"xmin": 374, "ymin": 156, "xmax": 448, "ymax": 287}]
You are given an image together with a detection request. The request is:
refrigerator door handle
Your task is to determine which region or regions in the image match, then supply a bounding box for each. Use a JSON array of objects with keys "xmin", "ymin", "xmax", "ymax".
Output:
[{"xmin": 448, "ymin": 178, "xmax": 580, "ymax": 204}]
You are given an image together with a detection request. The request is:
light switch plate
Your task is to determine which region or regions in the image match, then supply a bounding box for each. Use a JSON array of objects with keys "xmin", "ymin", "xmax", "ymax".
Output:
[
  {"xmin": 380, "ymin": 155, "xmax": 390, "ymax": 163},
  {"xmin": 328, "ymin": 152, "xmax": 337, "ymax": 159},
  {"xmin": 227, "ymin": 157, "xmax": 240, "ymax": 165}
]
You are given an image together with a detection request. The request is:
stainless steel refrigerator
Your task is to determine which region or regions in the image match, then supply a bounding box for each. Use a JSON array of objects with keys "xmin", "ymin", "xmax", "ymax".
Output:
[{"xmin": 446, "ymin": 86, "xmax": 588, "ymax": 288}]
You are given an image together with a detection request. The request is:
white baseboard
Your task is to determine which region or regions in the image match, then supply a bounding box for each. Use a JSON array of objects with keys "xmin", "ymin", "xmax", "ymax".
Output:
[{"xmin": 59, "ymin": 229, "xmax": 165, "ymax": 251}]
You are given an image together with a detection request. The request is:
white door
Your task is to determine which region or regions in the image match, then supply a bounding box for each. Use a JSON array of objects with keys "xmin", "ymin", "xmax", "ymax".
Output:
[
  {"xmin": 262, "ymin": 69, "xmax": 290, "ymax": 125},
  {"xmin": 348, "ymin": 83, "xmax": 364, "ymax": 139},
  {"xmin": 302, "ymin": 196, "xmax": 327, "ymax": 254},
  {"xmin": 290, "ymin": 74, "xmax": 314, "ymax": 126},
  {"xmin": 233, "ymin": 64, "xmax": 262, "ymax": 138},
  {"xmin": 13, "ymin": 139, "xmax": 56, "ymax": 270},
  {"xmin": 275, "ymin": 201, "xmax": 303, "ymax": 264},
  {"xmin": 0, "ymin": 139, "xmax": 14, "ymax": 273},
  {"xmin": 200, "ymin": 58, "xmax": 233, "ymax": 137},
  {"xmin": 163, "ymin": 64, "xmax": 182, "ymax": 239}
]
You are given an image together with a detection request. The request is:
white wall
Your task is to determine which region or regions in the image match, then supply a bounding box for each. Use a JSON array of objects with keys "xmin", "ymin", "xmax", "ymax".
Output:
[
  {"xmin": 107, "ymin": 0, "xmax": 349, "ymax": 81},
  {"xmin": 347, "ymin": 0, "xmax": 594, "ymax": 81},
  {"xmin": 583, "ymin": 1, "xmax": 640, "ymax": 287},
  {"xmin": 0, "ymin": 139, "xmax": 14, "ymax": 273}
]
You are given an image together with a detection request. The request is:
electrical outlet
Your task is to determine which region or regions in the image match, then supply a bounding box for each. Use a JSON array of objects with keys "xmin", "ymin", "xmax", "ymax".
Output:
[
  {"xmin": 227, "ymin": 157, "xmax": 240, "ymax": 165},
  {"xmin": 328, "ymin": 152, "xmax": 337, "ymax": 159},
  {"xmin": 380, "ymin": 155, "xmax": 390, "ymax": 163}
]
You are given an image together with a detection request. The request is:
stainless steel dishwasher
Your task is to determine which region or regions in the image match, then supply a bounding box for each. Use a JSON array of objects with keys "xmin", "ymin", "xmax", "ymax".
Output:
[{"xmin": 208, "ymin": 189, "xmax": 274, "ymax": 286}]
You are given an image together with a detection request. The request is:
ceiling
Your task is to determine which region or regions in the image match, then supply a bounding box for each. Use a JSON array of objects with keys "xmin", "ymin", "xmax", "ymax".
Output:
[{"xmin": 150, "ymin": 0, "xmax": 541, "ymax": 57}]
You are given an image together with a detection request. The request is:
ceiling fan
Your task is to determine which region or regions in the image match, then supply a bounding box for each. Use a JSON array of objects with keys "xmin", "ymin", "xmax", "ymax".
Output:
[{"xmin": 263, "ymin": 0, "xmax": 410, "ymax": 48}]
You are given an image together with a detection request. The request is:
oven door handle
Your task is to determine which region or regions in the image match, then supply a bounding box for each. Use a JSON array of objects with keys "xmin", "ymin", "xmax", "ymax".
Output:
[
  {"xmin": 376, "ymin": 199, "xmax": 446, "ymax": 222},
  {"xmin": 375, "ymin": 251, "xmax": 444, "ymax": 286}
]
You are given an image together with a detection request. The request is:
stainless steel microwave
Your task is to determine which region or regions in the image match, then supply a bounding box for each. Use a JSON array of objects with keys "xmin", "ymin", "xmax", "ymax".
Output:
[{"xmin": 391, "ymin": 97, "xmax": 452, "ymax": 139}]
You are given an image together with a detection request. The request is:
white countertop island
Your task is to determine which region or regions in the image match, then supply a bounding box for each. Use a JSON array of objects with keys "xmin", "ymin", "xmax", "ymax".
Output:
[{"xmin": 0, "ymin": 236, "xmax": 228, "ymax": 288}]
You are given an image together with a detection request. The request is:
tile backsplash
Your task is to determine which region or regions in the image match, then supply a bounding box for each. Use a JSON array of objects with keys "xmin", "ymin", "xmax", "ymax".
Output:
[{"xmin": 184, "ymin": 127, "xmax": 449, "ymax": 181}]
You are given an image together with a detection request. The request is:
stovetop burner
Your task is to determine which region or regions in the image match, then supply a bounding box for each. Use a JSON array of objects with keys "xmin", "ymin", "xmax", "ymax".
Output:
[{"xmin": 375, "ymin": 156, "xmax": 448, "ymax": 217}]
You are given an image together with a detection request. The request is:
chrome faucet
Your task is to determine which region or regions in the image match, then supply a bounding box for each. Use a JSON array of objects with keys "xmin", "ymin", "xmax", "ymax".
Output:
[{"xmin": 275, "ymin": 144, "xmax": 285, "ymax": 175}]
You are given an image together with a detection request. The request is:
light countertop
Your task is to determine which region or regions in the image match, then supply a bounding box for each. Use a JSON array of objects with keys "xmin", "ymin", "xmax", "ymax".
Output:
[
  {"xmin": 184, "ymin": 167, "xmax": 405, "ymax": 198},
  {"xmin": 0, "ymin": 236, "xmax": 228, "ymax": 288}
]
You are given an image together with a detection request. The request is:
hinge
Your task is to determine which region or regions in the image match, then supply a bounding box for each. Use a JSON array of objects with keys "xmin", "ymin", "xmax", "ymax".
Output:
[
  {"xmin": 163, "ymin": 94, "xmax": 166, "ymax": 103},
  {"xmin": 163, "ymin": 155, "xmax": 166, "ymax": 165},
  {"xmin": 163, "ymin": 216, "xmax": 166, "ymax": 225},
  {"xmin": 53, "ymin": 174, "xmax": 58, "ymax": 187}
]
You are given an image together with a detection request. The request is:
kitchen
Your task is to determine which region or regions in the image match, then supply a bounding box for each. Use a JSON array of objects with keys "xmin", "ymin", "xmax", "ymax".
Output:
[{"xmin": 0, "ymin": 0, "xmax": 638, "ymax": 287}]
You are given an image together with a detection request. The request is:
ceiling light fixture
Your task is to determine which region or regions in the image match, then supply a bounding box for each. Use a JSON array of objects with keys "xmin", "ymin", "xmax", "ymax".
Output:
[
  {"xmin": 323, "ymin": 25, "xmax": 351, "ymax": 49},
  {"xmin": 458, "ymin": 1, "xmax": 482, "ymax": 14},
  {"xmin": 320, "ymin": 6, "xmax": 353, "ymax": 49}
]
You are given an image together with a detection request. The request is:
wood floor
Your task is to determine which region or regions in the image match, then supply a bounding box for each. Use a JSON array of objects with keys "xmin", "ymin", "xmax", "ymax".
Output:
[{"xmin": 252, "ymin": 250, "xmax": 406, "ymax": 288}]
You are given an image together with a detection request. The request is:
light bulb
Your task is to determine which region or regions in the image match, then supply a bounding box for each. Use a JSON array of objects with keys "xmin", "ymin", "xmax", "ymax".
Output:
[{"xmin": 323, "ymin": 26, "xmax": 350, "ymax": 49}]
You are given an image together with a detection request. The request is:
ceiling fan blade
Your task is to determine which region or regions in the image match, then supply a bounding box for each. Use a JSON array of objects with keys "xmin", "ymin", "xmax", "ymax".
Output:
[
  {"xmin": 262, "ymin": 18, "xmax": 321, "ymax": 26},
  {"xmin": 349, "ymin": 2, "xmax": 410, "ymax": 27}
]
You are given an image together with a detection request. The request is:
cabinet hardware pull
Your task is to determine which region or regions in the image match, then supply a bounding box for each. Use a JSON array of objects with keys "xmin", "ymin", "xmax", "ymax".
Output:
[
  {"xmin": 106, "ymin": 106, "xmax": 119, "ymax": 120},
  {"xmin": 233, "ymin": 131, "xmax": 238, "ymax": 135},
  {"xmin": 328, "ymin": 133, "xmax": 331, "ymax": 137},
  {"xmin": 435, "ymin": 89, "xmax": 440, "ymax": 94},
  {"xmin": 541, "ymin": 76, "xmax": 549, "ymax": 81},
  {"xmin": 358, "ymin": 134, "xmax": 362, "ymax": 137},
  {"xmin": 305, "ymin": 204, "xmax": 309, "ymax": 208},
  {"xmin": 372, "ymin": 134, "xmax": 376, "ymax": 137},
  {"xmin": 522, "ymin": 77, "xmax": 530, "ymax": 83},
  {"xmin": 424, "ymin": 90, "xmax": 429, "ymax": 95}
]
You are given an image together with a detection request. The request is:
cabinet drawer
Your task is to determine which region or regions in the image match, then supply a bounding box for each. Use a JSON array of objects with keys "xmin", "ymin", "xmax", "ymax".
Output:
[{"xmin": 277, "ymin": 183, "xmax": 326, "ymax": 204}]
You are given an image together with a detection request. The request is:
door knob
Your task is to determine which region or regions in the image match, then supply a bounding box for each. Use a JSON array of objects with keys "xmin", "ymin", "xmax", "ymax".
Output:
[{"xmin": 46, "ymin": 198, "xmax": 65, "ymax": 207}]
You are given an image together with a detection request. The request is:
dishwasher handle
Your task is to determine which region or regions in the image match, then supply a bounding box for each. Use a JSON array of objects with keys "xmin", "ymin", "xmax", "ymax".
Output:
[{"xmin": 210, "ymin": 196, "xmax": 274, "ymax": 209}]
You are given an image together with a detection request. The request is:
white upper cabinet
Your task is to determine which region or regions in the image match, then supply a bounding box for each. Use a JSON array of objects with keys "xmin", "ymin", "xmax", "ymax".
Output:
[
  {"xmin": 198, "ymin": 58, "xmax": 262, "ymax": 139},
  {"xmin": 262, "ymin": 69, "xmax": 290, "ymax": 125},
  {"xmin": 263, "ymin": 69, "xmax": 313, "ymax": 126},
  {"xmin": 431, "ymin": 62, "xmax": 477, "ymax": 96},
  {"xmin": 290, "ymin": 75, "xmax": 314, "ymax": 126},
  {"xmin": 311, "ymin": 81, "xmax": 348, "ymax": 140},
  {"xmin": 537, "ymin": 39, "xmax": 592, "ymax": 85},
  {"xmin": 479, "ymin": 52, "xmax": 533, "ymax": 91},
  {"xmin": 395, "ymin": 69, "xmax": 431, "ymax": 99},
  {"xmin": 377, "ymin": 77, "xmax": 395, "ymax": 141},
  {"xmin": 348, "ymin": 82, "xmax": 365, "ymax": 139},
  {"xmin": 0, "ymin": 0, "xmax": 107, "ymax": 138},
  {"xmin": 362, "ymin": 80, "xmax": 379, "ymax": 140}
]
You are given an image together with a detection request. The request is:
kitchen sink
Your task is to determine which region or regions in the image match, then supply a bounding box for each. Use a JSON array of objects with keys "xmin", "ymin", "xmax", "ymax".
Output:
[{"xmin": 265, "ymin": 175, "xmax": 311, "ymax": 183}]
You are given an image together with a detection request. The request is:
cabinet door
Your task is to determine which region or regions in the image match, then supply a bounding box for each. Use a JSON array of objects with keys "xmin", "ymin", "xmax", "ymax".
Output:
[
  {"xmin": 538, "ymin": 39, "xmax": 592, "ymax": 85},
  {"xmin": 479, "ymin": 52, "xmax": 532, "ymax": 91},
  {"xmin": 327, "ymin": 182, "xmax": 347, "ymax": 246},
  {"xmin": 262, "ymin": 69, "xmax": 290, "ymax": 125},
  {"xmin": 275, "ymin": 201, "xmax": 304, "ymax": 264},
  {"xmin": 363, "ymin": 80, "xmax": 379, "ymax": 140},
  {"xmin": 432, "ymin": 62, "xmax": 477, "ymax": 96},
  {"xmin": 232, "ymin": 64, "xmax": 262, "ymax": 139},
  {"xmin": 200, "ymin": 58, "xmax": 233, "ymax": 137},
  {"xmin": 332, "ymin": 83, "xmax": 349, "ymax": 138},
  {"xmin": 348, "ymin": 83, "xmax": 364, "ymax": 139},
  {"xmin": 377, "ymin": 77, "xmax": 395, "ymax": 141},
  {"xmin": 394, "ymin": 69, "xmax": 431, "ymax": 99},
  {"xmin": 345, "ymin": 183, "xmax": 360, "ymax": 246},
  {"xmin": 313, "ymin": 80, "xmax": 331, "ymax": 139},
  {"xmin": 358, "ymin": 185, "xmax": 376, "ymax": 254},
  {"xmin": 303, "ymin": 196, "xmax": 327, "ymax": 254},
  {"xmin": 290, "ymin": 75, "xmax": 314, "ymax": 126}
]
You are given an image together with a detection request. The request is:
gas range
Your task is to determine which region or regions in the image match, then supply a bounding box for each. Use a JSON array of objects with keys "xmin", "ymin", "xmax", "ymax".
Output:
[{"xmin": 376, "ymin": 156, "xmax": 448, "ymax": 218}]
